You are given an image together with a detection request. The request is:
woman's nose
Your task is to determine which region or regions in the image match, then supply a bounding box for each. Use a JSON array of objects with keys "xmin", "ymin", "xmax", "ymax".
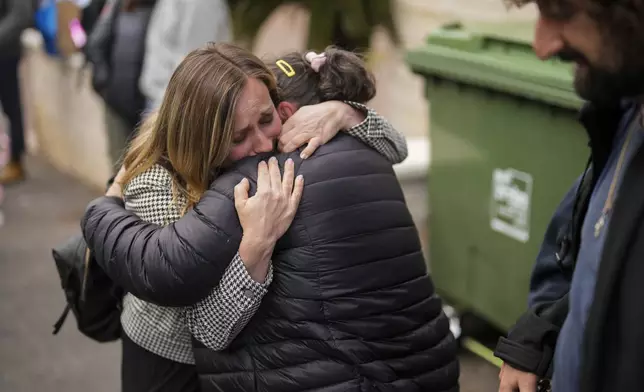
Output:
[
  {"xmin": 253, "ymin": 132, "xmax": 275, "ymax": 154},
  {"xmin": 533, "ymin": 15, "xmax": 564, "ymax": 60}
]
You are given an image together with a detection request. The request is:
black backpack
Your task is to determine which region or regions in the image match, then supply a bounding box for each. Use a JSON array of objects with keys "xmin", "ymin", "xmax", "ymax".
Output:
[{"xmin": 51, "ymin": 233, "xmax": 123, "ymax": 342}]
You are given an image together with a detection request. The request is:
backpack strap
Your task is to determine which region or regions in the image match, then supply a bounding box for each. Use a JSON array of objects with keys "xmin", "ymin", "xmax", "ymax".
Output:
[
  {"xmin": 52, "ymin": 245, "xmax": 91, "ymax": 334},
  {"xmin": 52, "ymin": 304, "xmax": 72, "ymax": 335},
  {"xmin": 80, "ymin": 247, "xmax": 92, "ymax": 302}
]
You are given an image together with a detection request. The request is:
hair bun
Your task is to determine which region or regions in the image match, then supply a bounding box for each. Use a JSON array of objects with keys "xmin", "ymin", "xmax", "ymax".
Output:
[{"xmin": 316, "ymin": 46, "xmax": 376, "ymax": 104}]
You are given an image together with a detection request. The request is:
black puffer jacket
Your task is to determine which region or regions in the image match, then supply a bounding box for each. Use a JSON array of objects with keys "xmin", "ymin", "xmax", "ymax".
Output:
[{"xmin": 82, "ymin": 135, "xmax": 459, "ymax": 391}]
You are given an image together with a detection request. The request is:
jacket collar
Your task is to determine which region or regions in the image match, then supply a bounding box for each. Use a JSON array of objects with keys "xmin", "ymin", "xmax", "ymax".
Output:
[
  {"xmin": 580, "ymin": 102, "xmax": 644, "ymax": 392},
  {"xmin": 579, "ymin": 100, "xmax": 637, "ymax": 177}
]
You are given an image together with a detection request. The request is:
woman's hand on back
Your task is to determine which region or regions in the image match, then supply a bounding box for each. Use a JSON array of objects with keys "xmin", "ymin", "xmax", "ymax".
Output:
[
  {"xmin": 234, "ymin": 157, "xmax": 304, "ymax": 282},
  {"xmin": 279, "ymin": 101, "xmax": 366, "ymax": 159},
  {"xmin": 105, "ymin": 165, "xmax": 127, "ymax": 198}
]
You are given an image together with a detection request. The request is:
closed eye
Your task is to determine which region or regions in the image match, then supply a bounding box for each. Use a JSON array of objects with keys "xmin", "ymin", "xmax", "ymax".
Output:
[
  {"xmin": 233, "ymin": 129, "xmax": 249, "ymax": 145},
  {"xmin": 260, "ymin": 114, "xmax": 274, "ymax": 125}
]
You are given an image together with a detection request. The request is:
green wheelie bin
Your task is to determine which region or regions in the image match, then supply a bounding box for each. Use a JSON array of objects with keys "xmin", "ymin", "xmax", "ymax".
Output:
[{"xmin": 406, "ymin": 22, "xmax": 588, "ymax": 332}]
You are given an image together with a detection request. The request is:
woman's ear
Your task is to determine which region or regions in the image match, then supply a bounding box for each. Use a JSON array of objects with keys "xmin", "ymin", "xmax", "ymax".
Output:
[{"xmin": 277, "ymin": 102, "xmax": 298, "ymax": 123}]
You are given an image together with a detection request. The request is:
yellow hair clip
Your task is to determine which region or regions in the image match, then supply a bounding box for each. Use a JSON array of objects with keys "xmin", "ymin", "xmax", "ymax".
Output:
[{"xmin": 275, "ymin": 59, "xmax": 295, "ymax": 77}]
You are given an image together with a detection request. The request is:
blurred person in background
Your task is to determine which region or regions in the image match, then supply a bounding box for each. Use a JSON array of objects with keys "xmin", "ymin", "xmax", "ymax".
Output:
[
  {"xmin": 0, "ymin": 103, "xmax": 8, "ymax": 225},
  {"xmin": 80, "ymin": 0, "xmax": 108, "ymax": 36},
  {"xmin": 0, "ymin": 0, "xmax": 35, "ymax": 184},
  {"xmin": 82, "ymin": 43, "xmax": 459, "ymax": 392},
  {"xmin": 85, "ymin": 0, "xmax": 157, "ymax": 169},
  {"xmin": 140, "ymin": 0, "xmax": 231, "ymax": 111},
  {"xmin": 494, "ymin": 1, "xmax": 644, "ymax": 392}
]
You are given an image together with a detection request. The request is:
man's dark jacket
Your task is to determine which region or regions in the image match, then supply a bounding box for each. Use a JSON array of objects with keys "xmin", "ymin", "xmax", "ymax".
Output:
[
  {"xmin": 82, "ymin": 135, "xmax": 460, "ymax": 392},
  {"xmin": 495, "ymin": 100, "xmax": 644, "ymax": 392}
]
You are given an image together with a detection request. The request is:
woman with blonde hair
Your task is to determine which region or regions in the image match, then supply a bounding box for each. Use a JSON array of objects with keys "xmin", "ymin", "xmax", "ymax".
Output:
[{"xmin": 85, "ymin": 42, "xmax": 408, "ymax": 391}]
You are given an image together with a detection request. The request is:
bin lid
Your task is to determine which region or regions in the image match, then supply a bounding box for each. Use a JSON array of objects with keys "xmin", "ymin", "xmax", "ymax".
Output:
[{"xmin": 406, "ymin": 22, "xmax": 584, "ymax": 110}]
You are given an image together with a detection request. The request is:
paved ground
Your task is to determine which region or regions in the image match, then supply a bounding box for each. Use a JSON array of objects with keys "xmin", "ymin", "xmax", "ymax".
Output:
[{"xmin": 0, "ymin": 156, "xmax": 500, "ymax": 391}]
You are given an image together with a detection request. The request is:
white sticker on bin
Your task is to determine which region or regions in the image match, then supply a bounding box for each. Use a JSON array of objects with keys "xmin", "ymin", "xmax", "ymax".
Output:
[{"xmin": 489, "ymin": 168, "xmax": 533, "ymax": 243}]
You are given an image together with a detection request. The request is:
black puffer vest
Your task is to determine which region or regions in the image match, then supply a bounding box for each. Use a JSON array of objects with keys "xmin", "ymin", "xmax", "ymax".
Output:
[{"xmin": 194, "ymin": 135, "xmax": 459, "ymax": 392}]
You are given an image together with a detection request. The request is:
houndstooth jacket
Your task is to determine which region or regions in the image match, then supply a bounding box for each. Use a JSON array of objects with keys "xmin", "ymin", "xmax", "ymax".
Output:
[{"xmin": 120, "ymin": 102, "xmax": 408, "ymax": 365}]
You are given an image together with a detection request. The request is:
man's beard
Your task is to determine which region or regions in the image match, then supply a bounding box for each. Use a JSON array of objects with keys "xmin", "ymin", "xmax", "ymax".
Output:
[
  {"xmin": 574, "ymin": 63, "xmax": 644, "ymax": 104},
  {"xmin": 559, "ymin": 47, "xmax": 644, "ymax": 103}
]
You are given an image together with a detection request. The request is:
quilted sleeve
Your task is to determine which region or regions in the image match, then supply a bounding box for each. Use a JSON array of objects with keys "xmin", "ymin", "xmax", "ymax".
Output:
[{"xmin": 82, "ymin": 172, "xmax": 243, "ymax": 307}]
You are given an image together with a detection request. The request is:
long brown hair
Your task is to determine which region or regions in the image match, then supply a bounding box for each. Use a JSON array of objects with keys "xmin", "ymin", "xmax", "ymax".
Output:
[{"xmin": 121, "ymin": 42, "xmax": 279, "ymax": 210}]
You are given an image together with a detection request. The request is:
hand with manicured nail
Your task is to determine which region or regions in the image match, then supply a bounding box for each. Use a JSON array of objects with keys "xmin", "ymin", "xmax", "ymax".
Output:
[
  {"xmin": 106, "ymin": 165, "xmax": 128, "ymax": 198},
  {"xmin": 278, "ymin": 101, "xmax": 365, "ymax": 159},
  {"xmin": 234, "ymin": 157, "xmax": 304, "ymax": 282}
]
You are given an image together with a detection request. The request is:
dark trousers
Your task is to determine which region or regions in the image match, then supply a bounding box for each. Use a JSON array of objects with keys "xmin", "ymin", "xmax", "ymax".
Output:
[
  {"xmin": 121, "ymin": 333, "xmax": 199, "ymax": 392},
  {"xmin": 121, "ymin": 331, "xmax": 200, "ymax": 392},
  {"xmin": 0, "ymin": 57, "xmax": 25, "ymax": 162}
]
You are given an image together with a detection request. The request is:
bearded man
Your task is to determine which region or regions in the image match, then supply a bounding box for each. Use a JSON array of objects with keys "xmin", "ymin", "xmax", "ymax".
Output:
[{"xmin": 493, "ymin": 1, "xmax": 644, "ymax": 391}]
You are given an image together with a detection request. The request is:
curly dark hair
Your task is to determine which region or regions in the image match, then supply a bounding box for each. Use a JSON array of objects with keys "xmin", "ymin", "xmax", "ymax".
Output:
[
  {"xmin": 505, "ymin": 0, "xmax": 644, "ymax": 62},
  {"xmin": 504, "ymin": 0, "xmax": 644, "ymax": 26},
  {"xmin": 269, "ymin": 46, "xmax": 376, "ymax": 107}
]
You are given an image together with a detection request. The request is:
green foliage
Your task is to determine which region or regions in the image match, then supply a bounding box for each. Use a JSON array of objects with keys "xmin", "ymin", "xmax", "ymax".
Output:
[{"xmin": 228, "ymin": 0, "xmax": 400, "ymax": 51}]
